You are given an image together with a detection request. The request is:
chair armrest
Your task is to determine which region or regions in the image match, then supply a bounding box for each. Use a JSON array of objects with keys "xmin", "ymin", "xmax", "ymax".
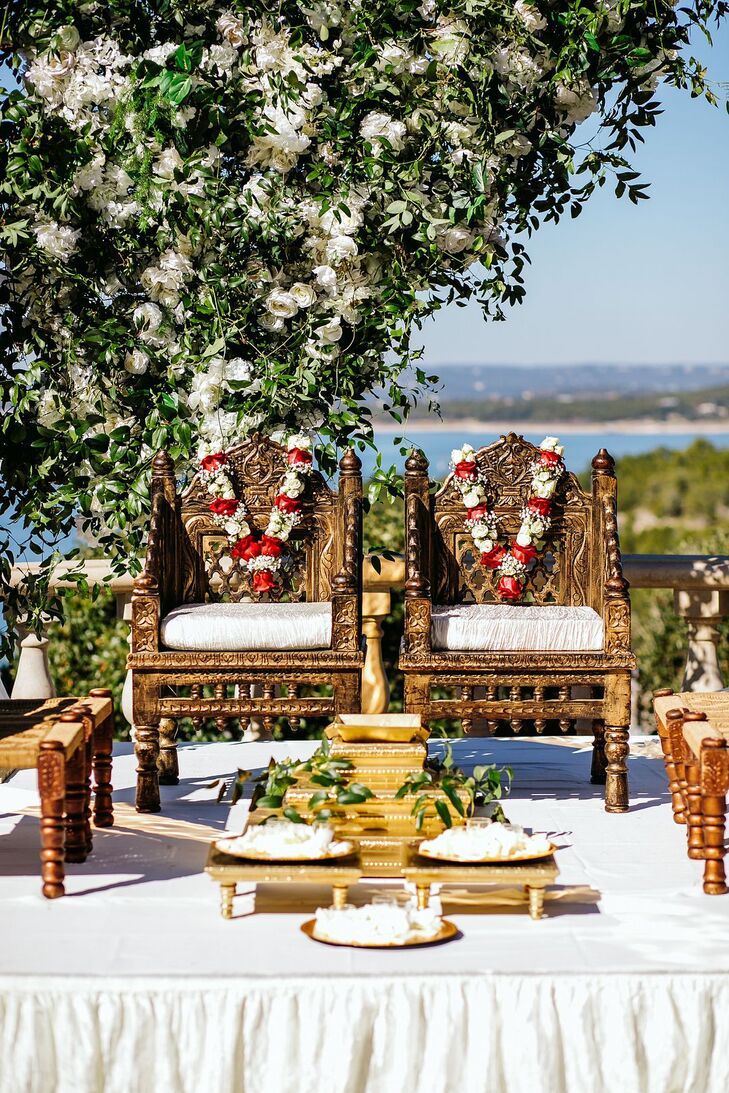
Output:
[{"xmin": 592, "ymin": 451, "xmax": 631, "ymax": 655}]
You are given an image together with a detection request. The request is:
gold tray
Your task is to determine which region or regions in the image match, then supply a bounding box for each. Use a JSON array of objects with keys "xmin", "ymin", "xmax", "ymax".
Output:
[
  {"xmin": 326, "ymin": 714, "xmax": 427, "ymax": 744},
  {"xmin": 214, "ymin": 840, "xmax": 354, "ymax": 862},
  {"xmin": 300, "ymin": 918, "xmax": 460, "ymax": 949},
  {"xmin": 417, "ymin": 842, "xmax": 557, "ymax": 865}
]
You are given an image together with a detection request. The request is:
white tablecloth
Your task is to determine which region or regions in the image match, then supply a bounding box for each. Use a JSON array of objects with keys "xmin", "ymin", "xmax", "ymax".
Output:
[{"xmin": 2, "ymin": 737, "xmax": 728, "ymax": 1093}]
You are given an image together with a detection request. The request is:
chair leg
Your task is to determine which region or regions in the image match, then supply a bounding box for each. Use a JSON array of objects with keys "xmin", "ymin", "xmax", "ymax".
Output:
[
  {"xmin": 91, "ymin": 710, "xmax": 114, "ymax": 828},
  {"xmin": 701, "ymin": 739, "xmax": 728, "ymax": 895},
  {"xmin": 604, "ymin": 724, "xmax": 629, "ymax": 813},
  {"xmin": 665, "ymin": 709, "xmax": 688, "ymax": 824},
  {"xmin": 590, "ymin": 719, "xmax": 607, "ymax": 785},
  {"xmin": 685, "ymin": 757, "xmax": 705, "ymax": 860},
  {"xmin": 63, "ymin": 743, "xmax": 88, "ymax": 864},
  {"xmin": 157, "ymin": 717, "xmax": 180, "ymax": 785},
  {"xmin": 135, "ymin": 722, "xmax": 161, "ymax": 813},
  {"xmin": 38, "ymin": 741, "xmax": 66, "ymax": 899}
]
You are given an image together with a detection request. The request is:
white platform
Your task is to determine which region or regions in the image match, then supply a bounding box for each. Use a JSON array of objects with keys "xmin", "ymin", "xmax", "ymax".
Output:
[{"xmin": 1, "ymin": 737, "xmax": 728, "ymax": 1093}]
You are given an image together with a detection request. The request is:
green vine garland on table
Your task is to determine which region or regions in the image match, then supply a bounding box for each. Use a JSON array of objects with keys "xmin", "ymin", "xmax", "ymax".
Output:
[
  {"xmin": 243, "ymin": 739, "xmax": 374, "ymax": 824},
  {"xmin": 0, "ymin": 1, "xmax": 726, "ymax": 644},
  {"xmin": 396, "ymin": 743, "xmax": 513, "ymax": 831}
]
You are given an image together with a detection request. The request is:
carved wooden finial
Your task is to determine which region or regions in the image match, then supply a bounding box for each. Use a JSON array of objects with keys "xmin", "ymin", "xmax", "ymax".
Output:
[
  {"xmin": 152, "ymin": 450, "xmax": 175, "ymax": 479},
  {"xmin": 666, "ymin": 708, "xmax": 684, "ymax": 722},
  {"xmin": 88, "ymin": 687, "xmax": 113, "ymax": 698},
  {"xmin": 653, "ymin": 688, "xmax": 674, "ymax": 698},
  {"xmin": 339, "ymin": 448, "xmax": 362, "ymax": 475},
  {"xmin": 684, "ymin": 710, "xmax": 708, "ymax": 722},
  {"xmin": 405, "ymin": 449, "xmax": 429, "ymax": 474},
  {"xmin": 592, "ymin": 448, "xmax": 615, "ymax": 476}
]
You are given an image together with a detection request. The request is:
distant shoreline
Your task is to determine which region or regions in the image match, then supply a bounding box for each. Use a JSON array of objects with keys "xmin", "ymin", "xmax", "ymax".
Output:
[{"xmin": 375, "ymin": 417, "xmax": 729, "ymax": 435}]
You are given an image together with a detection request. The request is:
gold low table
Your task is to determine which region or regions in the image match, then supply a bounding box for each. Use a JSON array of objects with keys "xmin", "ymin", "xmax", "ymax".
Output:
[
  {"xmin": 401, "ymin": 844, "xmax": 560, "ymax": 921},
  {"xmin": 205, "ymin": 844, "xmax": 363, "ymax": 919}
]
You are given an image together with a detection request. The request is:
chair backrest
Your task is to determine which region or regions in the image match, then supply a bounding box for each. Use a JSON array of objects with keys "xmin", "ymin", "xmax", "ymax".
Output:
[
  {"xmin": 428, "ymin": 433, "xmax": 603, "ymax": 610},
  {"xmin": 178, "ymin": 434, "xmax": 340, "ymax": 604}
]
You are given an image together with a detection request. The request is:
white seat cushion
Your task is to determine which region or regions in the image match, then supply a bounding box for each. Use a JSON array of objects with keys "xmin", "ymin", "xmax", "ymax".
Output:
[
  {"xmin": 431, "ymin": 604, "xmax": 604, "ymax": 653},
  {"xmin": 160, "ymin": 602, "xmax": 332, "ymax": 652}
]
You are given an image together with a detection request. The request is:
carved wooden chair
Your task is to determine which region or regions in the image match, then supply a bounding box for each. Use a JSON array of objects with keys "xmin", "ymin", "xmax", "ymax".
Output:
[
  {"xmin": 398, "ymin": 433, "xmax": 635, "ymax": 812},
  {"xmin": 129, "ymin": 435, "xmax": 363, "ymax": 812}
]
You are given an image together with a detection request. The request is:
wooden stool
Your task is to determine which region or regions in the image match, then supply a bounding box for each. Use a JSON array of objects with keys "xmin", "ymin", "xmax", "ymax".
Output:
[
  {"xmin": 654, "ymin": 691, "xmax": 729, "ymax": 895},
  {"xmin": 0, "ymin": 690, "xmax": 114, "ymax": 897}
]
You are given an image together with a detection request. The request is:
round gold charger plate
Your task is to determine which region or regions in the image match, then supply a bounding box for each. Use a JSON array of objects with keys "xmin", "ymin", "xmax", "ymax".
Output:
[
  {"xmin": 214, "ymin": 841, "xmax": 354, "ymax": 862},
  {"xmin": 301, "ymin": 919, "xmax": 460, "ymax": 949},
  {"xmin": 417, "ymin": 842, "xmax": 557, "ymax": 864}
]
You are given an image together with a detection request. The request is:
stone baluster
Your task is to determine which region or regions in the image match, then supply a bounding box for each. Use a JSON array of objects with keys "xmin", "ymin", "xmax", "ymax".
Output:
[{"xmin": 674, "ymin": 589, "xmax": 729, "ymax": 692}]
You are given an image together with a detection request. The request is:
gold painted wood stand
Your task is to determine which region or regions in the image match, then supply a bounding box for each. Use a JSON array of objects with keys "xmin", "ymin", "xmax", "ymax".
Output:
[
  {"xmin": 401, "ymin": 844, "xmax": 559, "ymax": 921},
  {"xmin": 205, "ymin": 845, "xmax": 363, "ymax": 919}
]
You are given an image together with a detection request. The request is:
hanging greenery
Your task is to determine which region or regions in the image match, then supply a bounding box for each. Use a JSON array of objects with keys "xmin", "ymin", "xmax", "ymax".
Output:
[{"xmin": 0, "ymin": 1, "xmax": 725, "ymax": 639}]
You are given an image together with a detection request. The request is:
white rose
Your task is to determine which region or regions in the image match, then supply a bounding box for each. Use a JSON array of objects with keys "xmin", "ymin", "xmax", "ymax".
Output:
[
  {"xmin": 288, "ymin": 433, "xmax": 312, "ymax": 451},
  {"xmin": 316, "ymin": 317, "xmax": 343, "ymax": 344},
  {"xmin": 514, "ymin": 2, "xmax": 547, "ymax": 32},
  {"xmin": 289, "ymin": 282, "xmax": 317, "ymax": 308},
  {"xmin": 225, "ymin": 357, "xmax": 253, "ymax": 382},
  {"xmin": 265, "ymin": 288, "xmax": 299, "ymax": 319},
  {"xmin": 133, "ymin": 302, "xmax": 163, "ymax": 332},
  {"xmin": 33, "ymin": 221, "xmax": 81, "ymax": 261},
  {"xmin": 259, "ymin": 313, "xmax": 285, "ymax": 332},
  {"xmin": 431, "ymin": 16, "xmax": 470, "ymax": 65},
  {"xmin": 462, "ymin": 488, "xmax": 483, "ymax": 508},
  {"xmin": 439, "ymin": 226, "xmax": 474, "ymax": 255},
  {"xmin": 313, "ymin": 264, "xmax": 338, "ymax": 293},
  {"xmin": 540, "ymin": 436, "xmax": 564, "ymax": 455},
  {"xmin": 359, "ymin": 112, "xmax": 407, "ymax": 154},
  {"xmin": 54, "ymin": 25, "xmax": 81, "ymax": 51},
  {"xmin": 153, "ymin": 146, "xmax": 183, "ymax": 179},
  {"xmin": 516, "ymin": 529, "xmax": 533, "ymax": 548},
  {"xmin": 281, "ymin": 472, "xmax": 304, "ymax": 497},
  {"xmin": 216, "ymin": 12, "xmax": 247, "ymax": 48},
  {"xmin": 326, "ymin": 235, "xmax": 358, "ymax": 263},
  {"xmin": 124, "ymin": 349, "xmax": 149, "ymax": 374}
]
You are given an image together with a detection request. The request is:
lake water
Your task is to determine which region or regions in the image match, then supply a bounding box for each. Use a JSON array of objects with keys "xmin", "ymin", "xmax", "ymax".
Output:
[
  {"xmin": 362, "ymin": 429, "xmax": 729, "ymax": 480},
  {"xmin": 2, "ymin": 430, "xmax": 728, "ymax": 557}
]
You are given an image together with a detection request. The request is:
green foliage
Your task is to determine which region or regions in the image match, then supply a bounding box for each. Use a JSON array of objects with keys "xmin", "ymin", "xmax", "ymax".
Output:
[
  {"xmin": 250, "ymin": 739, "xmax": 373, "ymax": 822},
  {"xmin": 396, "ymin": 741, "xmax": 512, "ymax": 830}
]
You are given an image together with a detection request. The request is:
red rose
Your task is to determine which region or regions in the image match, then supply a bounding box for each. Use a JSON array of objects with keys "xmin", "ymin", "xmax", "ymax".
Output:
[
  {"xmin": 252, "ymin": 570, "xmax": 276, "ymax": 593},
  {"xmin": 480, "ymin": 544, "xmax": 507, "ymax": 570},
  {"xmin": 527, "ymin": 496, "xmax": 551, "ymax": 517},
  {"xmin": 511, "ymin": 541, "xmax": 538, "ymax": 566},
  {"xmin": 287, "ymin": 447, "xmax": 312, "ymax": 466},
  {"xmin": 261, "ymin": 534, "xmax": 284, "ymax": 557},
  {"xmin": 275, "ymin": 493, "xmax": 302, "ymax": 513},
  {"xmin": 201, "ymin": 452, "xmax": 228, "ymax": 472},
  {"xmin": 231, "ymin": 534, "xmax": 260, "ymax": 561},
  {"xmin": 454, "ymin": 460, "xmax": 478, "ymax": 481},
  {"xmin": 208, "ymin": 497, "xmax": 238, "ymax": 518},
  {"xmin": 498, "ymin": 575, "xmax": 524, "ymax": 602},
  {"xmin": 466, "ymin": 502, "xmax": 491, "ymax": 522},
  {"xmin": 539, "ymin": 449, "xmax": 561, "ymax": 468}
]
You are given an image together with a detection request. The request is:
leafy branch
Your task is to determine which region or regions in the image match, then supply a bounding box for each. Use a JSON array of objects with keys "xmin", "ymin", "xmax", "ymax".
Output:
[
  {"xmin": 248, "ymin": 739, "xmax": 373, "ymax": 823},
  {"xmin": 396, "ymin": 743, "xmax": 513, "ymax": 832}
]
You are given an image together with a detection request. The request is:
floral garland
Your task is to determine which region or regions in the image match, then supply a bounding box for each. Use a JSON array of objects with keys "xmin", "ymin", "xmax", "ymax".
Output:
[
  {"xmin": 450, "ymin": 437, "xmax": 566, "ymax": 602},
  {"xmin": 199, "ymin": 433, "xmax": 313, "ymax": 594}
]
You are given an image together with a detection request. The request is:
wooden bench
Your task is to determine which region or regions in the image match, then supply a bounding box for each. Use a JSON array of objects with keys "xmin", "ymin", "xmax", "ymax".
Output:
[
  {"xmin": 653, "ymin": 690, "xmax": 729, "ymax": 895},
  {"xmin": 0, "ymin": 691, "xmax": 114, "ymax": 897}
]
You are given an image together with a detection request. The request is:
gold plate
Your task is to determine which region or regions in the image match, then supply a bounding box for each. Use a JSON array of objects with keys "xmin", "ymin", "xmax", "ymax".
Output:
[
  {"xmin": 300, "ymin": 918, "xmax": 460, "ymax": 949},
  {"xmin": 417, "ymin": 842, "xmax": 558, "ymax": 865},
  {"xmin": 214, "ymin": 840, "xmax": 354, "ymax": 862}
]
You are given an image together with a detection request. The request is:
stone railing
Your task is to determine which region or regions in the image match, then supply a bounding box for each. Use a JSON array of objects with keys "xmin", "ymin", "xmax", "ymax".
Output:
[{"xmin": 5, "ymin": 553, "xmax": 729, "ymax": 722}]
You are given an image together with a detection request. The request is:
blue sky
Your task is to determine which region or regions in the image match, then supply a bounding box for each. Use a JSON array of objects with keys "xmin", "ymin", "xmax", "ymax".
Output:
[{"xmin": 420, "ymin": 23, "xmax": 729, "ymax": 368}]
